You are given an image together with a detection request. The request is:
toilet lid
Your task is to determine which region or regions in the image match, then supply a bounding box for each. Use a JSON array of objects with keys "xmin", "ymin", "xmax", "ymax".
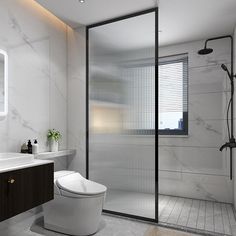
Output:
[{"xmin": 56, "ymin": 173, "xmax": 107, "ymax": 196}]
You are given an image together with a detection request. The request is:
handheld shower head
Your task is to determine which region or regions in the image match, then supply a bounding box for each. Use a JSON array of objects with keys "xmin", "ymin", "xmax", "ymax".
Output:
[
  {"xmin": 221, "ymin": 64, "xmax": 232, "ymax": 80},
  {"xmin": 221, "ymin": 64, "xmax": 228, "ymax": 71}
]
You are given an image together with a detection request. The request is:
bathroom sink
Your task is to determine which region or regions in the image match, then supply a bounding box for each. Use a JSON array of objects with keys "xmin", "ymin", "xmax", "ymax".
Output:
[{"xmin": 0, "ymin": 153, "xmax": 34, "ymax": 169}]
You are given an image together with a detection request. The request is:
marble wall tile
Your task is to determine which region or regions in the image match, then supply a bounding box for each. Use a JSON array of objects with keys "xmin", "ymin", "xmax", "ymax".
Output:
[
  {"xmin": 189, "ymin": 91, "xmax": 230, "ymax": 121},
  {"xmin": 189, "ymin": 63, "xmax": 230, "ymax": 90},
  {"xmin": 0, "ymin": 0, "xmax": 70, "ymax": 231},
  {"xmin": 159, "ymin": 170, "xmax": 233, "ymax": 203},
  {"xmin": 159, "ymin": 119, "xmax": 227, "ymax": 148},
  {"xmin": 159, "ymin": 37, "xmax": 233, "ymax": 203},
  {"xmin": 159, "ymin": 146, "xmax": 229, "ymax": 176},
  {"xmin": 8, "ymin": 39, "xmax": 50, "ymax": 152},
  {"xmin": 0, "ymin": 0, "xmax": 68, "ymax": 153}
]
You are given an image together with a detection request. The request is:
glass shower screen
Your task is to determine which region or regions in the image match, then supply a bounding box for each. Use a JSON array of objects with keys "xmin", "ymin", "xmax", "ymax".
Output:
[{"xmin": 87, "ymin": 10, "xmax": 157, "ymax": 220}]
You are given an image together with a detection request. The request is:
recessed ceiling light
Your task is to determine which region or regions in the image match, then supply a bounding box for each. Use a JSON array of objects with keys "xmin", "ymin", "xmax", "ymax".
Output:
[{"xmin": 79, "ymin": 0, "xmax": 85, "ymax": 3}]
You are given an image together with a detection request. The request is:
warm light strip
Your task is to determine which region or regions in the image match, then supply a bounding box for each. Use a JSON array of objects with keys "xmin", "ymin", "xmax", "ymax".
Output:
[
  {"xmin": 0, "ymin": 49, "xmax": 8, "ymax": 117},
  {"xmin": 26, "ymin": 0, "xmax": 73, "ymax": 30}
]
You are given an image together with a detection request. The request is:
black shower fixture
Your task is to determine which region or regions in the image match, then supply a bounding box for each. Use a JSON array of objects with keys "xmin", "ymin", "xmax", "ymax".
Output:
[
  {"xmin": 198, "ymin": 47, "xmax": 213, "ymax": 55},
  {"xmin": 221, "ymin": 63, "xmax": 228, "ymax": 72},
  {"xmin": 198, "ymin": 35, "xmax": 236, "ymax": 180},
  {"xmin": 221, "ymin": 64, "xmax": 232, "ymax": 80}
]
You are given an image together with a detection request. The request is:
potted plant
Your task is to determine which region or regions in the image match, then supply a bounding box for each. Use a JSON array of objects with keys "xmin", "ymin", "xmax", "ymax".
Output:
[{"xmin": 47, "ymin": 129, "xmax": 62, "ymax": 152}]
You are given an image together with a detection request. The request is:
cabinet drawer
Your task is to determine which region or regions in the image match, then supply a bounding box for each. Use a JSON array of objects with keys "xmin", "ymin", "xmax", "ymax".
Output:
[{"xmin": 0, "ymin": 163, "xmax": 54, "ymax": 221}]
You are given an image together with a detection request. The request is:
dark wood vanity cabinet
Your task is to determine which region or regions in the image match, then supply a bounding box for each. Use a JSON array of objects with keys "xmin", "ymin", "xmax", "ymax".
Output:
[{"xmin": 0, "ymin": 163, "xmax": 54, "ymax": 221}]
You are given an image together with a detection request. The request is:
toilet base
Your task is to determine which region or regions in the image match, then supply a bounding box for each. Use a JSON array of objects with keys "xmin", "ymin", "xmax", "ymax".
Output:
[
  {"xmin": 44, "ymin": 222, "xmax": 99, "ymax": 236},
  {"xmin": 43, "ymin": 194, "xmax": 104, "ymax": 236}
]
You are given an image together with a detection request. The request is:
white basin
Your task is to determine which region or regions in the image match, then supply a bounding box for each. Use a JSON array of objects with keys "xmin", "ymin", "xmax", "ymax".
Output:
[{"xmin": 0, "ymin": 153, "xmax": 34, "ymax": 169}]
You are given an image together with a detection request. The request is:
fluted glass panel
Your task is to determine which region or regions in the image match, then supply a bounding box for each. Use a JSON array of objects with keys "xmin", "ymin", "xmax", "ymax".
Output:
[{"xmin": 88, "ymin": 12, "xmax": 156, "ymax": 219}]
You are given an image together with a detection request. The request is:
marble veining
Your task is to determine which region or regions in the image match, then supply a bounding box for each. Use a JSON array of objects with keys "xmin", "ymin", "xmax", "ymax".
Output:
[
  {"xmin": 158, "ymin": 38, "xmax": 233, "ymax": 203},
  {"xmin": 0, "ymin": 0, "xmax": 68, "ymax": 156},
  {"xmin": 8, "ymin": 12, "xmax": 36, "ymax": 52}
]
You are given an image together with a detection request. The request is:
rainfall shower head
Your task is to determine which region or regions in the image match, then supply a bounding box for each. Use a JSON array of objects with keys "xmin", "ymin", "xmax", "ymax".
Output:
[{"xmin": 198, "ymin": 47, "xmax": 213, "ymax": 55}]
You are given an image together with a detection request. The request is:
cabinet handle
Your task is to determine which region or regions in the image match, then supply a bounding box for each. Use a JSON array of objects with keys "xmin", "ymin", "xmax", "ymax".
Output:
[{"xmin": 8, "ymin": 179, "xmax": 15, "ymax": 184}]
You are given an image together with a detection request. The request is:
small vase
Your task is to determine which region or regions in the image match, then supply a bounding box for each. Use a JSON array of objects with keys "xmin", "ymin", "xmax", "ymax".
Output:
[{"xmin": 49, "ymin": 139, "xmax": 59, "ymax": 152}]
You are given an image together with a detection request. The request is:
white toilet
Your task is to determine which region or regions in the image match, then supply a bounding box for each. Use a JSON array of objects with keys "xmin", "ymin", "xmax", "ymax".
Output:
[{"xmin": 43, "ymin": 170, "xmax": 107, "ymax": 236}]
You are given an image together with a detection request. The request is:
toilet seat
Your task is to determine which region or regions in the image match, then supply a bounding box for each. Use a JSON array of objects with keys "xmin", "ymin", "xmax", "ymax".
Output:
[{"xmin": 55, "ymin": 172, "xmax": 107, "ymax": 197}]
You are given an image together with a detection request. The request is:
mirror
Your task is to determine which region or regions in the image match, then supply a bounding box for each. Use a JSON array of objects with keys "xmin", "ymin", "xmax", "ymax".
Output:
[{"xmin": 0, "ymin": 49, "xmax": 8, "ymax": 116}]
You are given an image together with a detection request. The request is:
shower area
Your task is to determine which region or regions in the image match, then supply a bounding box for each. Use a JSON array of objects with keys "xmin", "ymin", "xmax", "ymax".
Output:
[{"xmin": 86, "ymin": 8, "xmax": 236, "ymax": 236}]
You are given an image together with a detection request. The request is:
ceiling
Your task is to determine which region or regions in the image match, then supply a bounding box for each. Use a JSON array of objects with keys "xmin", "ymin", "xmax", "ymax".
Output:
[
  {"xmin": 35, "ymin": 0, "xmax": 236, "ymax": 47},
  {"xmin": 35, "ymin": 0, "xmax": 158, "ymax": 28}
]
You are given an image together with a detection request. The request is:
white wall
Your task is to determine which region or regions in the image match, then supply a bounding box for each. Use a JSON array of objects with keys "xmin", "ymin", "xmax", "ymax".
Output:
[
  {"xmin": 0, "ymin": 0, "xmax": 68, "ymax": 169},
  {"xmin": 159, "ymin": 39, "xmax": 232, "ymax": 203}
]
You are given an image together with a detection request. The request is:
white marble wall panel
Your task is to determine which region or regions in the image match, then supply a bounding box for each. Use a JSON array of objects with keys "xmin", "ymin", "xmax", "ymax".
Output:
[
  {"xmin": 0, "ymin": 0, "xmax": 70, "ymax": 231},
  {"xmin": 8, "ymin": 39, "xmax": 50, "ymax": 151},
  {"xmin": 0, "ymin": 0, "xmax": 68, "ymax": 164},
  {"xmin": 159, "ymin": 119, "xmax": 227, "ymax": 147},
  {"xmin": 159, "ymin": 170, "xmax": 233, "ymax": 203},
  {"xmin": 159, "ymin": 146, "xmax": 229, "ymax": 176},
  {"xmin": 189, "ymin": 92, "xmax": 230, "ymax": 121},
  {"xmin": 159, "ymin": 38, "xmax": 233, "ymax": 203},
  {"xmin": 189, "ymin": 64, "xmax": 230, "ymax": 94}
]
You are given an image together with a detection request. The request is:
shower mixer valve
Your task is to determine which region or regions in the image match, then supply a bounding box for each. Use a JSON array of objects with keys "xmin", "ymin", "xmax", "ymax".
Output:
[{"xmin": 219, "ymin": 138, "xmax": 236, "ymax": 151}]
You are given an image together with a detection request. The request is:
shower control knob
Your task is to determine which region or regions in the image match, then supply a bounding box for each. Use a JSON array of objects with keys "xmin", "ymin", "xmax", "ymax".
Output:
[{"xmin": 8, "ymin": 178, "xmax": 15, "ymax": 184}]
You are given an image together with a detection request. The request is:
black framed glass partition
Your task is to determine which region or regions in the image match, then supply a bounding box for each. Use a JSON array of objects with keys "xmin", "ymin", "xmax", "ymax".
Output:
[{"xmin": 86, "ymin": 8, "xmax": 158, "ymax": 222}]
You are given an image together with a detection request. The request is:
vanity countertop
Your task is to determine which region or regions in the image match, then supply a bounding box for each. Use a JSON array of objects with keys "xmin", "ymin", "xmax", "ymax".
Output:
[{"xmin": 0, "ymin": 159, "xmax": 54, "ymax": 173}]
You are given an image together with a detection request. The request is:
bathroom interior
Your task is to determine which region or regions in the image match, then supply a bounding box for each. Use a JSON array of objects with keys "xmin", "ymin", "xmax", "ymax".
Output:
[{"xmin": 1, "ymin": 0, "xmax": 236, "ymax": 236}]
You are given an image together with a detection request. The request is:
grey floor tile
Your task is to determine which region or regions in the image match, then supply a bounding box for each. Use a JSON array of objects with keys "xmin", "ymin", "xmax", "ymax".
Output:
[{"xmin": 1, "ymin": 192, "xmax": 236, "ymax": 236}]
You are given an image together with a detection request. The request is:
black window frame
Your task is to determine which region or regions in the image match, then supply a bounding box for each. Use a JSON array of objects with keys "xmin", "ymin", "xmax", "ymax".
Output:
[{"xmin": 158, "ymin": 54, "xmax": 188, "ymax": 136}]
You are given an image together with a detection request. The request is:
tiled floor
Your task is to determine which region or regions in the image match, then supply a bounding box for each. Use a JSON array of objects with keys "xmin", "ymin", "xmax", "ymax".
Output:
[
  {"xmin": 1, "ymin": 191, "xmax": 236, "ymax": 236},
  {"xmin": 0, "ymin": 211, "xmax": 199, "ymax": 236},
  {"xmin": 105, "ymin": 189, "xmax": 236, "ymax": 236},
  {"xmin": 159, "ymin": 195, "xmax": 236, "ymax": 236}
]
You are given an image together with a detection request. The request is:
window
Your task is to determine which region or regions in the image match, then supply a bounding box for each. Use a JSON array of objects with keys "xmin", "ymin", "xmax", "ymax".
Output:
[
  {"xmin": 158, "ymin": 54, "xmax": 188, "ymax": 135},
  {"xmin": 120, "ymin": 53, "xmax": 188, "ymax": 136}
]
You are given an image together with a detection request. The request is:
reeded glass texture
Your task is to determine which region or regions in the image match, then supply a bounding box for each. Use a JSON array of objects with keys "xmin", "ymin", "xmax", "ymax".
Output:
[{"xmin": 88, "ymin": 12, "xmax": 156, "ymax": 218}]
